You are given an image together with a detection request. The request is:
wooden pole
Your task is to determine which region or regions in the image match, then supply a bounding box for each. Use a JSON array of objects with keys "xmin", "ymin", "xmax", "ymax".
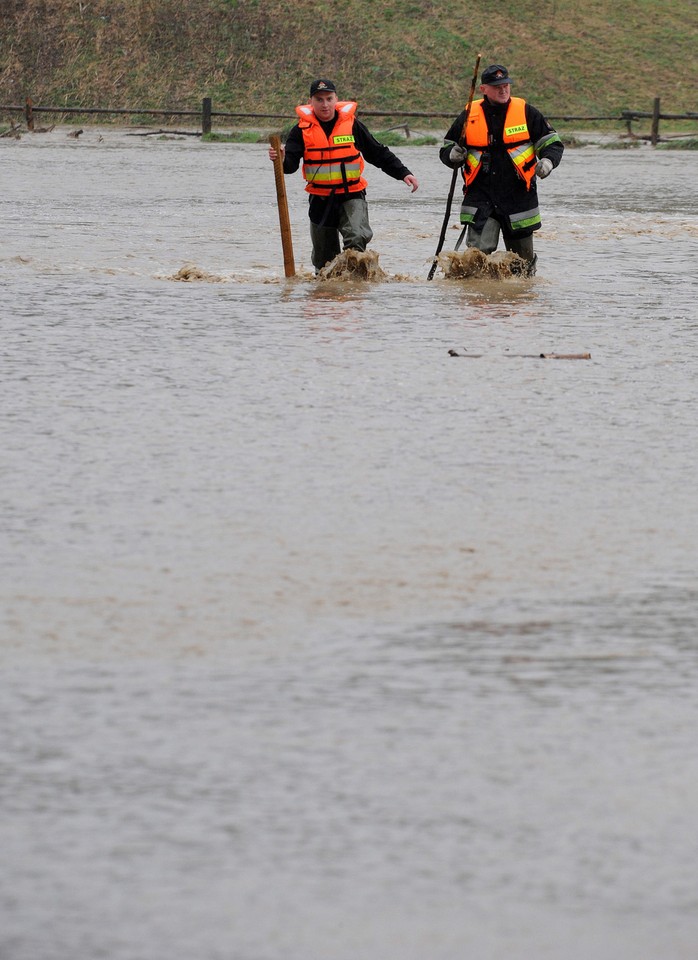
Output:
[
  {"xmin": 201, "ymin": 97, "xmax": 212, "ymax": 135},
  {"xmin": 269, "ymin": 134, "xmax": 295, "ymax": 278},
  {"xmin": 25, "ymin": 96, "xmax": 34, "ymax": 131},
  {"xmin": 651, "ymin": 97, "xmax": 660, "ymax": 146},
  {"xmin": 448, "ymin": 350, "xmax": 591, "ymax": 359}
]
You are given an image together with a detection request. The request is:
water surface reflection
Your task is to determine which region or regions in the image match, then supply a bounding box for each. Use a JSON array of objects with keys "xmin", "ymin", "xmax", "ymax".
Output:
[{"xmin": 1, "ymin": 129, "xmax": 697, "ymax": 960}]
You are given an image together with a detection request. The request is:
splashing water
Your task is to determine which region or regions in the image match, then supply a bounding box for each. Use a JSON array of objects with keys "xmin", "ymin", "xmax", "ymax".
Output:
[
  {"xmin": 317, "ymin": 249, "xmax": 387, "ymax": 281},
  {"xmin": 167, "ymin": 263, "xmax": 226, "ymax": 282},
  {"xmin": 439, "ymin": 248, "xmax": 532, "ymax": 279}
]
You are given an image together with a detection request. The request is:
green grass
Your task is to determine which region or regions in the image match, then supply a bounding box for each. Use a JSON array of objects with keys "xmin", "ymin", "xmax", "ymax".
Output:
[
  {"xmin": 656, "ymin": 138, "xmax": 698, "ymax": 150},
  {"xmin": 2, "ymin": 0, "xmax": 697, "ymax": 123},
  {"xmin": 202, "ymin": 130, "xmax": 265, "ymax": 143},
  {"xmin": 559, "ymin": 133, "xmax": 587, "ymax": 148},
  {"xmin": 599, "ymin": 139, "xmax": 643, "ymax": 150},
  {"xmin": 375, "ymin": 131, "xmax": 439, "ymax": 147},
  {"xmin": 199, "ymin": 128, "xmax": 439, "ymax": 146}
]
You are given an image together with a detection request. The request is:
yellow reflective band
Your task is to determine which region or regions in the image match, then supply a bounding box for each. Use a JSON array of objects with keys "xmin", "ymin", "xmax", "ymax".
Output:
[
  {"xmin": 305, "ymin": 165, "xmax": 362, "ymax": 182},
  {"xmin": 332, "ymin": 135, "xmax": 355, "ymax": 144},
  {"xmin": 518, "ymin": 146, "xmax": 534, "ymax": 162},
  {"xmin": 505, "ymin": 123, "xmax": 527, "ymax": 136},
  {"xmin": 310, "ymin": 175, "xmax": 362, "ymax": 183}
]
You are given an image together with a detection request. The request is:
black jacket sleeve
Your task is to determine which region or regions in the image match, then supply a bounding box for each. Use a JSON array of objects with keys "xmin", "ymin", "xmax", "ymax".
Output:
[
  {"xmin": 281, "ymin": 123, "xmax": 305, "ymax": 174},
  {"xmin": 525, "ymin": 103, "xmax": 564, "ymax": 168},
  {"xmin": 352, "ymin": 119, "xmax": 412, "ymax": 181},
  {"xmin": 439, "ymin": 111, "xmax": 467, "ymax": 168}
]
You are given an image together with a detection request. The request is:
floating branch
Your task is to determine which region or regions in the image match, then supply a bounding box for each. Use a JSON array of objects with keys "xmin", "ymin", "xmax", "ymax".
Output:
[{"xmin": 448, "ymin": 350, "xmax": 591, "ymax": 360}]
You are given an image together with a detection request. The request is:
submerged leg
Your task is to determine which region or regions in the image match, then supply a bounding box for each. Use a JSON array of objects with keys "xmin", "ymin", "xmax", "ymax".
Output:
[
  {"xmin": 506, "ymin": 233, "xmax": 535, "ymax": 259},
  {"xmin": 505, "ymin": 233, "xmax": 537, "ymax": 275},
  {"xmin": 466, "ymin": 217, "xmax": 500, "ymax": 254},
  {"xmin": 338, "ymin": 197, "xmax": 374, "ymax": 252},
  {"xmin": 309, "ymin": 222, "xmax": 342, "ymax": 270}
]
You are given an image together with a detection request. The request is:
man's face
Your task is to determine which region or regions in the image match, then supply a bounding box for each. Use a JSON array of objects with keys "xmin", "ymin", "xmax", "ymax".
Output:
[
  {"xmin": 481, "ymin": 82, "xmax": 511, "ymax": 104},
  {"xmin": 310, "ymin": 91, "xmax": 338, "ymax": 120}
]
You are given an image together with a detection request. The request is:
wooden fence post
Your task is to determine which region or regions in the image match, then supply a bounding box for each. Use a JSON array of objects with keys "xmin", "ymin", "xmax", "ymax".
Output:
[
  {"xmin": 202, "ymin": 97, "xmax": 212, "ymax": 135},
  {"xmin": 25, "ymin": 96, "xmax": 34, "ymax": 131},
  {"xmin": 269, "ymin": 134, "xmax": 296, "ymax": 277},
  {"xmin": 651, "ymin": 97, "xmax": 660, "ymax": 146}
]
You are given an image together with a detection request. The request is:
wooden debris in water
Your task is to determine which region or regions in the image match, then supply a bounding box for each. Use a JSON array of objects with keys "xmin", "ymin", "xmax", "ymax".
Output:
[
  {"xmin": 439, "ymin": 248, "xmax": 532, "ymax": 279},
  {"xmin": 317, "ymin": 249, "xmax": 386, "ymax": 281},
  {"xmin": 0, "ymin": 122, "xmax": 22, "ymax": 139},
  {"xmin": 168, "ymin": 264, "xmax": 224, "ymax": 282},
  {"xmin": 448, "ymin": 349, "xmax": 591, "ymax": 360}
]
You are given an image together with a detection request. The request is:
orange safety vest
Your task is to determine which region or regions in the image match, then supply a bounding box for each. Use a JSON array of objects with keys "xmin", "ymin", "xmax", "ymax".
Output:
[
  {"xmin": 460, "ymin": 97, "xmax": 537, "ymax": 190},
  {"xmin": 295, "ymin": 101, "xmax": 368, "ymax": 196}
]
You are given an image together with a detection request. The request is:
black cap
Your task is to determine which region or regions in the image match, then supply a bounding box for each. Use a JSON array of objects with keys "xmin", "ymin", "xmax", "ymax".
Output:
[
  {"xmin": 309, "ymin": 79, "xmax": 337, "ymax": 97},
  {"xmin": 481, "ymin": 64, "xmax": 513, "ymax": 86}
]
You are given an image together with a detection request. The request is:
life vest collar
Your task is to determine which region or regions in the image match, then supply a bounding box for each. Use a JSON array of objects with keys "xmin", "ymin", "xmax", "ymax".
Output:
[
  {"xmin": 296, "ymin": 101, "xmax": 368, "ymax": 196},
  {"xmin": 461, "ymin": 97, "xmax": 536, "ymax": 189}
]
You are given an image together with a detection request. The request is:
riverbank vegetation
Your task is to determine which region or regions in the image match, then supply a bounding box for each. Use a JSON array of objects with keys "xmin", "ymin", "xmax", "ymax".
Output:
[{"xmin": 1, "ymin": 0, "xmax": 697, "ymax": 123}]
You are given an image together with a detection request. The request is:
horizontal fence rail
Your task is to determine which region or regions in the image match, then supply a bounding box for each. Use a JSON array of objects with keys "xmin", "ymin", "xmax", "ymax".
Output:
[{"xmin": 2, "ymin": 97, "xmax": 696, "ymax": 145}]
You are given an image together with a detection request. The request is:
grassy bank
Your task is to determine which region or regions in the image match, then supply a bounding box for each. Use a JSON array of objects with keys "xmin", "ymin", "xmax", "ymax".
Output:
[{"xmin": 1, "ymin": 0, "xmax": 697, "ymax": 121}]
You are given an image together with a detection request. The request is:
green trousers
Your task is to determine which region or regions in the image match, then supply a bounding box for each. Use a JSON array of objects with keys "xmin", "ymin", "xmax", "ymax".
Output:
[
  {"xmin": 309, "ymin": 197, "xmax": 374, "ymax": 270},
  {"xmin": 466, "ymin": 218, "xmax": 535, "ymax": 261}
]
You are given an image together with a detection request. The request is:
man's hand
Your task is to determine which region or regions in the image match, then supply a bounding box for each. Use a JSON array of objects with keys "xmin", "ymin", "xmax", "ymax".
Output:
[
  {"xmin": 535, "ymin": 157, "xmax": 553, "ymax": 178},
  {"xmin": 449, "ymin": 143, "xmax": 467, "ymax": 165},
  {"xmin": 404, "ymin": 174, "xmax": 419, "ymax": 192},
  {"xmin": 268, "ymin": 144, "xmax": 285, "ymax": 162}
]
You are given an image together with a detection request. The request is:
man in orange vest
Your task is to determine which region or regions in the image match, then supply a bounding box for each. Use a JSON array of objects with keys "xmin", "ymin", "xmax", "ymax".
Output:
[
  {"xmin": 269, "ymin": 79, "xmax": 419, "ymax": 272},
  {"xmin": 440, "ymin": 64, "xmax": 563, "ymax": 274}
]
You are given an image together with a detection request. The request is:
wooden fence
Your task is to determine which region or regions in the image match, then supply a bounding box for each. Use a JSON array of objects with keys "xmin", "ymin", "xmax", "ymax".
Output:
[{"xmin": 2, "ymin": 96, "xmax": 697, "ymax": 144}]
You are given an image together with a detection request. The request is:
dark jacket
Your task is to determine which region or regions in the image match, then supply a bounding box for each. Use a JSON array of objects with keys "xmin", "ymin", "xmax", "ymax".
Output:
[
  {"xmin": 283, "ymin": 113, "xmax": 412, "ymax": 224},
  {"xmin": 439, "ymin": 97, "xmax": 563, "ymax": 236}
]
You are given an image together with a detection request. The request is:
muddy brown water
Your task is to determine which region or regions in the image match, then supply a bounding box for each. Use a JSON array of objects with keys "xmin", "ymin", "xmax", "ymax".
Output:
[{"xmin": 2, "ymin": 127, "xmax": 698, "ymax": 959}]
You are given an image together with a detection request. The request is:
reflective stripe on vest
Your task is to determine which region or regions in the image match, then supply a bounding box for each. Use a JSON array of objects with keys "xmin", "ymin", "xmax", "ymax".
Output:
[
  {"xmin": 460, "ymin": 97, "xmax": 537, "ymax": 190},
  {"xmin": 535, "ymin": 131, "xmax": 562, "ymax": 153},
  {"xmin": 509, "ymin": 205, "xmax": 541, "ymax": 232},
  {"xmin": 459, "ymin": 203, "xmax": 540, "ymax": 231},
  {"xmin": 296, "ymin": 101, "xmax": 368, "ymax": 196},
  {"xmin": 459, "ymin": 204, "xmax": 479, "ymax": 225}
]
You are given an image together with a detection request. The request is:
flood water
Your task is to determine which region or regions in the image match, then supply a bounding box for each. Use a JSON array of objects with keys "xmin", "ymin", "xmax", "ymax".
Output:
[{"xmin": 2, "ymin": 127, "xmax": 698, "ymax": 959}]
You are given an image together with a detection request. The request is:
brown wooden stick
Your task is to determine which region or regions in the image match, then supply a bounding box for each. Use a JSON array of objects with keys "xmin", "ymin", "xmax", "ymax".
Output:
[
  {"xmin": 448, "ymin": 350, "xmax": 591, "ymax": 359},
  {"xmin": 269, "ymin": 134, "xmax": 295, "ymax": 278},
  {"xmin": 539, "ymin": 353, "xmax": 591, "ymax": 360}
]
